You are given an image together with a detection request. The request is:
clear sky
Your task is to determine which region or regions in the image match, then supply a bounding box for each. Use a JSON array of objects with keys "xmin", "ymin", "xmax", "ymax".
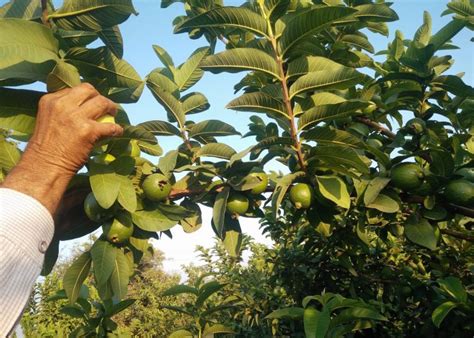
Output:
[{"xmin": 3, "ymin": 0, "xmax": 473, "ymax": 275}]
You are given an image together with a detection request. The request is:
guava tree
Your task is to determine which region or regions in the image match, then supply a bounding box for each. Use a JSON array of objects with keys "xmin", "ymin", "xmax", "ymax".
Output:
[{"xmin": 0, "ymin": 0, "xmax": 473, "ymax": 337}]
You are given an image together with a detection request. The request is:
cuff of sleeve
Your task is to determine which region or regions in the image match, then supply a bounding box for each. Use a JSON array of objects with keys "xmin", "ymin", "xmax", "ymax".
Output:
[{"xmin": 0, "ymin": 188, "xmax": 55, "ymax": 266}]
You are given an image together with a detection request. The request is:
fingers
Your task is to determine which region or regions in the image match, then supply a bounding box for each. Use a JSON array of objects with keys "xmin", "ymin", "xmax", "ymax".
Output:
[
  {"xmin": 91, "ymin": 120, "xmax": 123, "ymax": 139},
  {"xmin": 77, "ymin": 94, "xmax": 117, "ymax": 120},
  {"xmin": 66, "ymin": 83, "xmax": 100, "ymax": 106}
]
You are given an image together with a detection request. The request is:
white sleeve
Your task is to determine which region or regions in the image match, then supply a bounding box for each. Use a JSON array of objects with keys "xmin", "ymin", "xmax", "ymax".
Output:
[{"xmin": 0, "ymin": 188, "xmax": 54, "ymax": 337}]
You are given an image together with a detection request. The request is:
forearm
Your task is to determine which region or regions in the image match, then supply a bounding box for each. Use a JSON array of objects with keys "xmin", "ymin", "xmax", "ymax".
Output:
[{"xmin": 1, "ymin": 147, "xmax": 73, "ymax": 215}]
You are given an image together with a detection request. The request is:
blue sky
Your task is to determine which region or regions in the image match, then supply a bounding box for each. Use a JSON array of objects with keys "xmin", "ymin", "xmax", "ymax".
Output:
[{"xmin": 3, "ymin": 0, "xmax": 473, "ymax": 273}]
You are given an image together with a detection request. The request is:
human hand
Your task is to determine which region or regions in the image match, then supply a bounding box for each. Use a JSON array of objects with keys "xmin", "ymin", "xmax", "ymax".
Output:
[
  {"xmin": 2, "ymin": 84, "xmax": 122, "ymax": 215},
  {"xmin": 27, "ymin": 83, "xmax": 122, "ymax": 177}
]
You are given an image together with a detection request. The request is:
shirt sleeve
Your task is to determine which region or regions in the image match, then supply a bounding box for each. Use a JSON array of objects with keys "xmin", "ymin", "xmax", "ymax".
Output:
[{"xmin": 0, "ymin": 188, "xmax": 54, "ymax": 337}]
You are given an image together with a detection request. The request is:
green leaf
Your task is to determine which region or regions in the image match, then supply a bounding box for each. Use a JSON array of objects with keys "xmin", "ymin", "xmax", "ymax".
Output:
[
  {"xmin": 65, "ymin": 47, "xmax": 143, "ymax": 103},
  {"xmin": 50, "ymin": 0, "xmax": 137, "ymax": 32},
  {"xmin": 203, "ymin": 324, "xmax": 235, "ymax": 335},
  {"xmin": 179, "ymin": 200, "xmax": 202, "ymax": 233},
  {"xmin": 438, "ymin": 277, "xmax": 467, "ymax": 302},
  {"xmin": 404, "ymin": 216, "xmax": 438, "ymax": 250},
  {"xmin": 196, "ymin": 281, "xmax": 225, "ymax": 308},
  {"xmin": 156, "ymin": 204, "xmax": 194, "ymax": 221},
  {"xmin": 294, "ymin": 92, "xmax": 345, "ymax": 115},
  {"xmin": 414, "ymin": 11, "xmax": 432, "ymax": 46},
  {"xmin": 226, "ymin": 92, "xmax": 288, "ymax": 119},
  {"xmin": 157, "ymin": 151, "xmax": 178, "ymax": 175},
  {"xmin": 316, "ymin": 176, "xmax": 351, "ymax": 209},
  {"xmin": 331, "ymin": 306, "xmax": 387, "ymax": 326},
  {"xmin": 63, "ymin": 252, "xmax": 92, "ymax": 304},
  {"xmin": 0, "ymin": 88, "xmax": 42, "ymax": 135},
  {"xmin": 278, "ymin": 6, "xmax": 357, "ymax": 57},
  {"xmin": 364, "ymin": 177, "xmax": 391, "ymax": 206},
  {"xmin": 116, "ymin": 175, "xmax": 137, "ymax": 212},
  {"xmin": 119, "ymin": 125, "xmax": 157, "ymax": 144},
  {"xmin": 174, "ymin": 7, "xmax": 269, "ymax": 38},
  {"xmin": 311, "ymin": 146, "xmax": 369, "ymax": 175},
  {"xmin": 89, "ymin": 163, "xmax": 120, "ymax": 209},
  {"xmin": 162, "ymin": 284, "xmax": 198, "ymax": 297},
  {"xmin": 366, "ymin": 21, "xmax": 389, "ymax": 36},
  {"xmin": 138, "ymin": 120, "xmax": 181, "ymax": 136},
  {"xmin": 289, "ymin": 68, "xmax": 366, "ymax": 99},
  {"xmin": 110, "ymin": 248, "xmax": 129, "ymax": 300},
  {"xmin": 304, "ymin": 307, "xmax": 330, "ymax": 338},
  {"xmin": 0, "ymin": 0, "xmax": 42, "ymax": 19},
  {"xmin": 340, "ymin": 34, "xmax": 374, "ymax": 53},
  {"xmin": 137, "ymin": 141, "xmax": 163, "ymax": 156},
  {"xmin": 98, "ymin": 26, "xmax": 124, "ymax": 59},
  {"xmin": 132, "ymin": 209, "xmax": 177, "ymax": 232},
  {"xmin": 201, "ymin": 48, "xmax": 281, "ymax": 80},
  {"xmin": 431, "ymin": 75, "xmax": 474, "ymax": 97},
  {"xmin": 46, "ymin": 60, "xmax": 81, "ymax": 92},
  {"xmin": 110, "ymin": 299, "xmax": 136, "ymax": 316},
  {"xmin": 0, "ymin": 18, "xmax": 58, "ymax": 81},
  {"xmin": 252, "ymin": 136, "xmax": 294, "ymax": 152},
  {"xmin": 287, "ymin": 56, "xmax": 346, "ymax": 79},
  {"xmin": 146, "ymin": 77, "xmax": 185, "ymax": 127},
  {"xmin": 91, "ymin": 240, "xmax": 117, "ymax": 286},
  {"xmin": 196, "ymin": 143, "xmax": 237, "ymax": 160},
  {"xmin": 212, "ymin": 186, "xmax": 230, "ymax": 238},
  {"xmin": 41, "ymin": 239, "xmax": 59, "ymax": 276},
  {"xmin": 447, "ymin": 0, "xmax": 474, "ymax": 16},
  {"xmin": 0, "ymin": 137, "xmax": 21, "ymax": 171},
  {"xmin": 181, "ymin": 92, "xmax": 210, "ymax": 115},
  {"xmin": 432, "ymin": 301, "xmax": 457, "ymax": 328},
  {"xmin": 266, "ymin": 307, "xmax": 304, "ymax": 320},
  {"xmin": 61, "ymin": 305, "xmax": 85, "ymax": 318},
  {"xmin": 366, "ymin": 194, "xmax": 399, "ymax": 213},
  {"xmin": 57, "ymin": 29, "xmax": 98, "ymax": 47},
  {"xmin": 152, "ymin": 44, "xmax": 175, "ymax": 68},
  {"xmin": 189, "ymin": 120, "xmax": 240, "ymax": 139},
  {"xmin": 271, "ymin": 172, "xmax": 305, "ymax": 219},
  {"xmin": 175, "ymin": 47, "xmax": 210, "ymax": 91},
  {"xmin": 353, "ymin": 3, "xmax": 399, "ymax": 22},
  {"xmin": 168, "ymin": 329, "xmax": 193, "ymax": 338},
  {"xmin": 223, "ymin": 230, "xmax": 243, "ymax": 257},
  {"xmin": 264, "ymin": 0, "xmax": 291, "ymax": 22},
  {"xmin": 298, "ymin": 101, "xmax": 367, "ymax": 130},
  {"xmin": 146, "ymin": 67, "xmax": 179, "ymax": 96}
]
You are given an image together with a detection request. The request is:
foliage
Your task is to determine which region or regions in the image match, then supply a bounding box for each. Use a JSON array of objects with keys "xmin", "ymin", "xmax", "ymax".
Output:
[
  {"xmin": 1, "ymin": 0, "xmax": 474, "ymax": 336},
  {"xmin": 266, "ymin": 292, "xmax": 387, "ymax": 338},
  {"xmin": 20, "ymin": 244, "xmax": 193, "ymax": 337},
  {"xmin": 182, "ymin": 239, "xmax": 294, "ymax": 336},
  {"xmin": 161, "ymin": 276, "xmax": 235, "ymax": 337}
]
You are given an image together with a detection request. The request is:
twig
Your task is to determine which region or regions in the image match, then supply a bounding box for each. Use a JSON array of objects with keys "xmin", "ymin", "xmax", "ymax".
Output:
[
  {"xmin": 356, "ymin": 116, "xmax": 396, "ymax": 139},
  {"xmin": 440, "ymin": 229, "xmax": 474, "ymax": 242},
  {"xmin": 402, "ymin": 194, "xmax": 474, "ymax": 218},
  {"xmin": 40, "ymin": 0, "xmax": 51, "ymax": 28}
]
